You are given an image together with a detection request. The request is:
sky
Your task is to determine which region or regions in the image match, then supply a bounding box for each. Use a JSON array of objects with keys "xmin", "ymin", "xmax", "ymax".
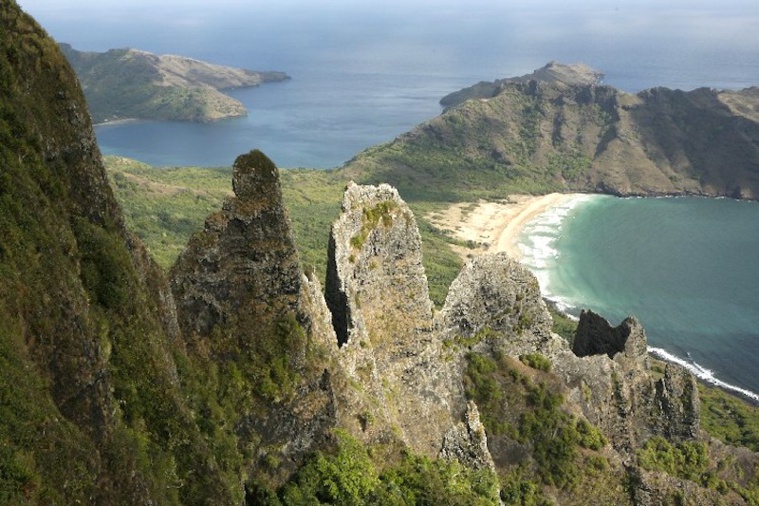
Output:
[{"xmin": 14, "ymin": 0, "xmax": 759, "ymax": 92}]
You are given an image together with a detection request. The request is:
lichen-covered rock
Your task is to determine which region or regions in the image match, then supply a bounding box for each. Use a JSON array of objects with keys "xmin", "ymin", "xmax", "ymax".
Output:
[
  {"xmin": 325, "ymin": 182, "xmax": 433, "ymax": 348},
  {"xmin": 436, "ymin": 252, "xmax": 555, "ymax": 356},
  {"xmin": 170, "ymin": 149, "xmax": 340, "ymax": 481},
  {"xmin": 651, "ymin": 362, "xmax": 700, "ymax": 441},
  {"xmin": 171, "ymin": 149, "xmax": 302, "ymax": 339},
  {"xmin": 440, "ymin": 401, "xmax": 497, "ymax": 472},
  {"xmin": 324, "ymin": 182, "xmax": 467, "ymax": 456}
]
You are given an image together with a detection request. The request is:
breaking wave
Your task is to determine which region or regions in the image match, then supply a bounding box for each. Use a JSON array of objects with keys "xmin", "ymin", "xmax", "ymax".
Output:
[{"xmin": 649, "ymin": 347, "xmax": 759, "ymax": 403}]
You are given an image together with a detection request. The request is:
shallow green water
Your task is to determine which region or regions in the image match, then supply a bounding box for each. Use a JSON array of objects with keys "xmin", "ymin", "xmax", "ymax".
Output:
[{"xmin": 519, "ymin": 195, "xmax": 759, "ymax": 400}]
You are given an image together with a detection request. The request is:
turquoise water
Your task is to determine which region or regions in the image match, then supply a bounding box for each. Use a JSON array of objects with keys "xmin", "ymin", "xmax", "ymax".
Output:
[{"xmin": 519, "ymin": 196, "xmax": 759, "ymax": 400}]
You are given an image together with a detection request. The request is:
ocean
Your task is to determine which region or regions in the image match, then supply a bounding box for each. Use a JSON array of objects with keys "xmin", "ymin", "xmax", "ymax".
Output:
[
  {"xmin": 19, "ymin": 1, "xmax": 759, "ymax": 168},
  {"xmin": 19, "ymin": 1, "xmax": 759, "ymax": 395},
  {"xmin": 519, "ymin": 196, "xmax": 759, "ymax": 400}
]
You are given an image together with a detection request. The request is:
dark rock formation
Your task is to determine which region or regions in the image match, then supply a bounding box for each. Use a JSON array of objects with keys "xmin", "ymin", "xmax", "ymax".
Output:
[
  {"xmin": 171, "ymin": 149, "xmax": 302, "ymax": 338},
  {"xmin": 573, "ymin": 309, "xmax": 648, "ymax": 359}
]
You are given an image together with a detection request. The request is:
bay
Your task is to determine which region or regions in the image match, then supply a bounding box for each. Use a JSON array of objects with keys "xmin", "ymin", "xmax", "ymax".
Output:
[
  {"xmin": 519, "ymin": 196, "xmax": 759, "ymax": 399},
  {"xmin": 19, "ymin": 1, "xmax": 759, "ymax": 168}
]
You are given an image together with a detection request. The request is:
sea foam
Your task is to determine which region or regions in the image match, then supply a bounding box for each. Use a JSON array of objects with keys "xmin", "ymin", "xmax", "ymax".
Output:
[
  {"xmin": 649, "ymin": 347, "xmax": 759, "ymax": 403},
  {"xmin": 517, "ymin": 194, "xmax": 598, "ymax": 312},
  {"xmin": 517, "ymin": 194, "xmax": 759, "ymax": 403}
]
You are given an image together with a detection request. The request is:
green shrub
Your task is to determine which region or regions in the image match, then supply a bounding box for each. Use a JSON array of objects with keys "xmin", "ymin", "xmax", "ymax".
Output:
[
  {"xmin": 637, "ymin": 436, "xmax": 708, "ymax": 482},
  {"xmin": 519, "ymin": 353, "xmax": 552, "ymax": 372},
  {"xmin": 699, "ymin": 384, "xmax": 759, "ymax": 452},
  {"xmin": 270, "ymin": 431, "xmax": 500, "ymax": 505}
]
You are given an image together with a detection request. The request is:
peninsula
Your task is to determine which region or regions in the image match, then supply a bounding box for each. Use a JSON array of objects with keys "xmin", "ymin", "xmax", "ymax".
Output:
[{"xmin": 59, "ymin": 43, "xmax": 290, "ymax": 123}]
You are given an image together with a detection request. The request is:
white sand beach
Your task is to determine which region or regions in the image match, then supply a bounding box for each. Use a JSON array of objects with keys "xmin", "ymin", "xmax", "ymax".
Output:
[{"xmin": 426, "ymin": 193, "xmax": 582, "ymax": 262}]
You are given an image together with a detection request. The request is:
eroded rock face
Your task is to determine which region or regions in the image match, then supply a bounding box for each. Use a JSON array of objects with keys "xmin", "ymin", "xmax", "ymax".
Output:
[
  {"xmin": 170, "ymin": 150, "xmax": 340, "ymax": 477},
  {"xmin": 436, "ymin": 252, "xmax": 556, "ymax": 356},
  {"xmin": 171, "ymin": 149, "xmax": 302, "ymax": 339},
  {"xmin": 324, "ymin": 182, "xmax": 471, "ymax": 457},
  {"xmin": 555, "ymin": 310, "xmax": 700, "ymax": 452},
  {"xmin": 325, "ymin": 182, "xmax": 433, "ymax": 348}
]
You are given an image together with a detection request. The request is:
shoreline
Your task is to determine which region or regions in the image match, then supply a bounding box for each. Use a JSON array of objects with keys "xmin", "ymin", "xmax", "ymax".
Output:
[
  {"xmin": 425, "ymin": 193, "xmax": 583, "ymax": 262},
  {"xmin": 428, "ymin": 194, "xmax": 759, "ymax": 406},
  {"xmin": 95, "ymin": 118, "xmax": 140, "ymax": 127}
]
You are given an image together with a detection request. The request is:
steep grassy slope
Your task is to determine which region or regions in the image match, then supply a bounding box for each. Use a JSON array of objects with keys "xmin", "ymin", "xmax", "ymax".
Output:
[
  {"xmin": 341, "ymin": 69, "xmax": 759, "ymax": 201},
  {"xmin": 0, "ymin": 3, "xmax": 246, "ymax": 502}
]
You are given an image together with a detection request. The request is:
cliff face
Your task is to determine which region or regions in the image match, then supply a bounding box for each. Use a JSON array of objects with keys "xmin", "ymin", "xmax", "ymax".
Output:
[
  {"xmin": 343, "ymin": 62, "xmax": 759, "ymax": 201},
  {"xmin": 324, "ymin": 182, "xmax": 487, "ymax": 463},
  {"xmin": 0, "ymin": 1, "xmax": 248, "ymax": 503},
  {"xmin": 170, "ymin": 149, "xmax": 341, "ymax": 480}
]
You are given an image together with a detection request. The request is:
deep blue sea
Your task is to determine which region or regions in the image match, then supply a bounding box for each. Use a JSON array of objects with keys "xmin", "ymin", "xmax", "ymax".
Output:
[{"xmin": 19, "ymin": 1, "xmax": 759, "ymax": 396}]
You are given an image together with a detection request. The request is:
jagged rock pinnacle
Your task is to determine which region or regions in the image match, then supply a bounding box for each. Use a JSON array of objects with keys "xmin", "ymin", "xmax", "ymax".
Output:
[
  {"xmin": 171, "ymin": 148, "xmax": 301, "ymax": 337},
  {"xmin": 572, "ymin": 309, "xmax": 648, "ymax": 359}
]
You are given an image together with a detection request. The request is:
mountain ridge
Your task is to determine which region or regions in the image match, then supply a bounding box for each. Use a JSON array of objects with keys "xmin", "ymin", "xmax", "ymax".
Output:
[
  {"xmin": 343, "ymin": 62, "xmax": 759, "ymax": 202},
  {"xmin": 3, "ymin": 2, "xmax": 759, "ymax": 503}
]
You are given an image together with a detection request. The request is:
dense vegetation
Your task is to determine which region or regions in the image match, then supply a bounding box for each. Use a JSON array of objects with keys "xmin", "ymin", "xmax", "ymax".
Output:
[
  {"xmin": 4, "ymin": 2, "xmax": 759, "ymax": 502},
  {"xmin": 464, "ymin": 352, "xmax": 623, "ymax": 505},
  {"xmin": 699, "ymin": 384, "xmax": 759, "ymax": 452},
  {"xmin": 250, "ymin": 429, "xmax": 499, "ymax": 505}
]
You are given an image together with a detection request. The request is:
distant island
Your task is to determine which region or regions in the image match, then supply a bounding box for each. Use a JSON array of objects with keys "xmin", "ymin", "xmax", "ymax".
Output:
[{"xmin": 59, "ymin": 43, "xmax": 290, "ymax": 123}]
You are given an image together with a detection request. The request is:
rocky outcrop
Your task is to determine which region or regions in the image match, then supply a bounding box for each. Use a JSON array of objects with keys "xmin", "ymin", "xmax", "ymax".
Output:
[
  {"xmin": 171, "ymin": 149, "xmax": 303, "ymax": 338},
  {"xmin": 324, "ymin": 182, "xmax": 487, "ymax": 461},
  {"xmin": 325, "ymin": 182, "xmax": 433, "ymax": 348},
  {"xmin": 170, "ymin": 150, "xmax": 341, "ymax": 477},
  {"xmin": 434, "ymin": 253, "xmax": 701, "ymax": 458},
  {"xmin": 435, "ymin": 252, "xmax": 557, "ymax": 356},
  {"xmin": 554, "ymin": 310, "xmax": 700, "ymax": 452},
  {"xmin": 573, "ymin": 309, "xmax": 648, "ymax": 359}
]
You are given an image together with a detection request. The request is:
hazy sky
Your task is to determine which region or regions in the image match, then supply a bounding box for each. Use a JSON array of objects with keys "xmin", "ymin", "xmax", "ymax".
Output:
[{"xmin": 15, "ymin": 0, "xmax": 759, "ymax": 90}]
